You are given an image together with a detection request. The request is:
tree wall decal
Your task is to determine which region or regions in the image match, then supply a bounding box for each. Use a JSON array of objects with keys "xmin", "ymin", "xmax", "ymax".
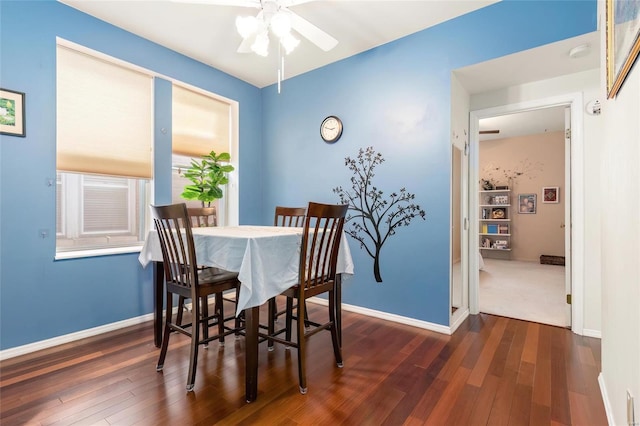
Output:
[{"xmin": 333, "ymin": 147, "xmax": 426, "ymax": 282}]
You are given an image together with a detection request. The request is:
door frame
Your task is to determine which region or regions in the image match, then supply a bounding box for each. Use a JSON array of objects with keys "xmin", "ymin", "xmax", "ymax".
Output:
[{"xmin": 468, "ymin": 92, "xmax": 585, "ymax": 335}]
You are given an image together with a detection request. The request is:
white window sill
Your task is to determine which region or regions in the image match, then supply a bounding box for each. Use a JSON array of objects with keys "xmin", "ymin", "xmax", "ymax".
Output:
[{"xmin": 55, "ymin": 245, "xmax": 143, "ymax": 260}]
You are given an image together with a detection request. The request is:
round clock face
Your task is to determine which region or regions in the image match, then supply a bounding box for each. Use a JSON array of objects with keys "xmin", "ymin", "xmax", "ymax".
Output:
[{"xmin": 320, "ymin": 116, "xmax": 343, "ymax": 143}]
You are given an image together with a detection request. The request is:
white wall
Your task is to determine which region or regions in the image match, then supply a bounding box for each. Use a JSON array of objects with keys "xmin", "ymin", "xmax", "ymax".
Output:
[
  {"xmin": 469, "ymin": 68, "xmax": 603, "ymax": 335},
  {"xmin": 599, "ymin": 10, "xmax": 640, "ymax": 425}
]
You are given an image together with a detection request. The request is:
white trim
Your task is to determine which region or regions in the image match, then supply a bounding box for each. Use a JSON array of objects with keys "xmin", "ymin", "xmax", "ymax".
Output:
[
  {"xmin": 469, "ymin": 92, "xmax": 585, "ymax": 335},
  {"xmin": 0, "ymin": 312, "xmax": 154, "ymax": 361},
  {"xmin": 308, "ymin": 297, "xmax": 453, "ymax": 335},
  {"xmin": 55, "ymin": 245, "xmax": 142, "ymax": 260},
  {"xmin": 450, "ymin": 308, "xmax": 470, "ymax": 334},
  {"xmin": 598, "ymin": 373, "xmax": 615, "ymax": 426},
  {"xmin": 583, "ymin": 328, "xmax": 602, "ymax": 339}
]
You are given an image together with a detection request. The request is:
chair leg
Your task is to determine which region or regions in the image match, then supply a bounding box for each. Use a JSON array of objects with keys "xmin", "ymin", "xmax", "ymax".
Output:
[
  {"xmin": 201, "ymin": 296, "xmax": 209, "ymax": 347},
  {"xmin": 215, "ymin": 292, "xmax": 225, "ymax": 345},
  {"xmin": 303, "ymin": 301, "xmax": 310, "ymax": 328},
  {"xmin": 328, "ymin": 289, "xmax": 343, "ymax": 367},
  {"xmin": 285, "ymin": 297, "xmax": 294, "ymax": 344},
  {"xmin": 267, "ymin": 298, "xmax": 276, "ymax": 351},
  {"xmin": 157, "ymin": 291, "xmax": 174, "ymax": 372},
  {"xmin": 234, "ymin": 286, "xmax": 242, "ymax": 335},
  {"xmin": 297, "ymin": 298, "xmax": 307, "ymax": 394},
  {"xmin": 186, "ymin": 294, "xmax": 201, "ymax": 392},
  {"xmin": 176, "ymin": 295, "xmax": 185, "ymax": 326}
]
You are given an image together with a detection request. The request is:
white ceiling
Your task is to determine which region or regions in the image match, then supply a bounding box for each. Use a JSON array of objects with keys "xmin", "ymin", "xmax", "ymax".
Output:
[
  {"xmin": 59, "ymin": 0, "xmax": 499, "ymax": 88},
  {"xmin": 58, "ymin": 0, "xmax": 600, "ymax": 139},
  {"xmin": 458, "ymin": 30, "xmax": 600, "ymax": 141}
]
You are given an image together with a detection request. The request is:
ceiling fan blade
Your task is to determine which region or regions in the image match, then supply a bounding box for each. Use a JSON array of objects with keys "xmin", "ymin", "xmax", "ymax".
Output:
[
  {"xmin": 170, "ymin": 0, "xmax": 260, "ymax": 8},
  {"xmin": 289, "ymin": 10, "xmax": 338, "ymax": 52},
  {"xmin": 479, "ymin": 130, "xmax": 500, "ymax": 134},
  {"xmin": 237, "ymin": 34, "xmax": 255, "ymax": 53}
]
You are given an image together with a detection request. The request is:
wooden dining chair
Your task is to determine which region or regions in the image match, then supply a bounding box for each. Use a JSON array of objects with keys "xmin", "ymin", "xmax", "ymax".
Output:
[
  {"xmin": 187, "ymin": 207, "xmax": 217, "ymax": 227},
  {"xmin": 184, "ymin": 206, "xmax": 241, "ymax": 333},
  {"xmin": 261, "ymin": 202, "xmax": 348, "ymax": 394},
  {"xmin": 274, "ymin": 206, "xmax": 306, "ymax": 227},
  {"xmin": 151, "ymin": 203, "xmax": 242, "ymax": 392},
  {"xmin": 176, "ymin": 206, "xmax": 219, "ymax": 327},
  {"xmin": 267, "ymin": 206, "xmax": 307, "ymax": 348}
]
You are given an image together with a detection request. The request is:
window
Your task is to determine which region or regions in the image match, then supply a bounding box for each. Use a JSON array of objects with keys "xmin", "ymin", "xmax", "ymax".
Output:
[
  {"xmin": 56, "ymin": 173, "xmax": 148, "ymax": 251},
  {"xmin": 171, "ymin": 84, "xmax": 232, "ymax": 225},
  {"xmin": 56, "ymin": 41, "xmax": 152, "ymax": 254}
]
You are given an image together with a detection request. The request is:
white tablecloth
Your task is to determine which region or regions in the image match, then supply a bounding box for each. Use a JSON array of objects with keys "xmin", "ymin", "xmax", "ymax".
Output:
[{"xmin": 138, "ymin": 225, "xmax": 354, "ymax": 316}]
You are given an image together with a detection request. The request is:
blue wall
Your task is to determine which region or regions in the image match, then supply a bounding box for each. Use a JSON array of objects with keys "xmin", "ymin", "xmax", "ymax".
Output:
[
  {"xmin": 0, "ymin": 0, "xmax": 262, "ymax": 350},
  {"xmin": 260, "ymin": 0, "xmax": 597, "ymax": 325},
  {"xmin": 0, "ymin": 0, "xmax": 596, "ymax": 350}
]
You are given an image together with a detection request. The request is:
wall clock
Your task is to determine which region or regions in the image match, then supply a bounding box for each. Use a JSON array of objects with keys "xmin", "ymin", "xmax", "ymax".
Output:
[{"xmin": 320, "ymin": 115, "xmax": 343, "ymax": 143}]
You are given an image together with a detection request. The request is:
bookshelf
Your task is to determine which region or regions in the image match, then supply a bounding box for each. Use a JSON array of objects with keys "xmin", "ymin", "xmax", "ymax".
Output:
[{"xmin": 479, "ymin": 188, "xmax": 512, "ymax": 252}]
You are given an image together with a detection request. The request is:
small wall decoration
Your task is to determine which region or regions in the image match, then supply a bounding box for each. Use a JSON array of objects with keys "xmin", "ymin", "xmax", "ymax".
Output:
[
  {"xmin": 0, "ymin": 88, "xmax": 26, "ymax": 137},
  {"xmin": 542, "ymin": 187, "xmax": 559, "ymax": 203},
  {"xmin": 518, "ymin": 194, "xmax": 537, "ymax": 214},
  {"xmin": 606, "ymin": 0, "xmax": 640, "ymax": 98},
  {"xmin": 333, "ymin": 146, "xmax": 426, "ymax": 283}
]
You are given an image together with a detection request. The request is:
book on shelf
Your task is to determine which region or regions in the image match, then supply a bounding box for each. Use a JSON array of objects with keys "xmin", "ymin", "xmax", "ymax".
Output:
[
  {"xmin": 498, "ymin": 225, "xmax": 509, "ymax": 234},
  {"xmin": 487, "ymin": 224, "xmax": 498, "ymax": 234},
  {"xmin": 482, "ymin": 224, "xmax": 488, "ymax": 233}
]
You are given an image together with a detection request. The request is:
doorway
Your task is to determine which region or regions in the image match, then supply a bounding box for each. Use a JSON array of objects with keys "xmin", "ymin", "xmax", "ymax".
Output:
[
  {"xmin": 469, "ymin": 93, "xmax": 585, "ymax": 334},
  {"xmin": 478, "ymin": 106, "xmax": 569, "ymax": 327}
]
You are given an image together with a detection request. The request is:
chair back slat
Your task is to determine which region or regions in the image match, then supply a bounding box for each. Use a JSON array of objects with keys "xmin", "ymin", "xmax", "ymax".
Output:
[
  {"xmin": 152, "ymin": 203, "xmax": 199, "ymax": 291},
  {"xmin": 274, "ymin": 206, "xmax": 306, "ymax": 227},
  {"xmin": 299, "ymin": 203, "xmax": 348, "ymax": 293},
  {"xmin": 187, "ymin": 207, "xmax": 217, "ymax": 227}
]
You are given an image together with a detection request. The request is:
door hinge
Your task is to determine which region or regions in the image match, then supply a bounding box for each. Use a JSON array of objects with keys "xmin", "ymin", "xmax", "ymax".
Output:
[
  {"xmin": 566, "ymin": 294, "xmax": 572, "ymax": 305},
  {"xmin": 565, "ymin": 128, "xmax": 571, "ymax": 139},
  {"xmin": 464, "ymin": 142, "xmax": 469, "ymax": 156}
]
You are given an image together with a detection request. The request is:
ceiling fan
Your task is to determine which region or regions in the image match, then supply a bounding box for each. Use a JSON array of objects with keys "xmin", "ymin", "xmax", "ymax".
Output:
[
  {"xmin": 479, "ymin": 129, "xmax": 500, "ymax": 134},
  {"xmin": 174, "ymin": 0, "xmax": 338, "ymax": 57}
]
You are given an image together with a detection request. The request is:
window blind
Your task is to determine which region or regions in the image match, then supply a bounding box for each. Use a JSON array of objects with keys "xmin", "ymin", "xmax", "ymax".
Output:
[
  {"xmin": 172, "ymin": 84, "xmax": 230, "ymax": 157},
  {"xmin": 56, "ymin": 45, "xmax": 153, "ymax": 178}
]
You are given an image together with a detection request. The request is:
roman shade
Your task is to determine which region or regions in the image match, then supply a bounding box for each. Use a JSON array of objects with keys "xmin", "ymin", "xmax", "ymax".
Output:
[
  {"xmin": 172, "ymin": 84, "xmax": 230, "ymax": 157},
  {"xmin": 56, "ymin": 44, "xmax": 153, "ymax": 178}
]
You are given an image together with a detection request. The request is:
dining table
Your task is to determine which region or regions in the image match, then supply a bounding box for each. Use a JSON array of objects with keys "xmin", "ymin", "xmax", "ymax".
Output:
[{"xmin": 138, "ymin": 225, "xmax": 354, "ymax": 402}]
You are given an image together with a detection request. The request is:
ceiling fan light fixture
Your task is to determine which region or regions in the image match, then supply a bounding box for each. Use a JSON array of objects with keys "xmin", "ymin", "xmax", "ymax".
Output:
[
  {"xmin": 270, "ymin": 11, "xmax": 291, "ymax": 39},
  {"xmin": 280, "ymin": 32, "xmax": 300, "ymax": 55},
  {"xmin": 251, "ymin": 31, "xmax": 270, "ymax": 57},
  {"xmin": 235, "ymin": 15, "xmax": 258, "ymax": 39}
]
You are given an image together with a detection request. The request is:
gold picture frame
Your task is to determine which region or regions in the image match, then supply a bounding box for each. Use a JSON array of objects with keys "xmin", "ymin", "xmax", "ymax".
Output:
[
  {"xmin": 0, "ymin": 88, "xmax": 26, "ymax": 137},
  {"xmin": 606, "ymin": 0, "xmax": 640, "ymax": 98}
]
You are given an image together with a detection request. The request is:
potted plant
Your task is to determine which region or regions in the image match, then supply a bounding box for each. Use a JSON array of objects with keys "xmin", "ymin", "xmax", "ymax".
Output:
[{"xmin": 181, "ymin": 151, "xmax": 235, "ymax": 207}]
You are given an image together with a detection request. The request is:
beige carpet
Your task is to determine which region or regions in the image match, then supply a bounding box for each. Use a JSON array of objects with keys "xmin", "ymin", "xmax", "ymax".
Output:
[{"xmin": 479, "ymin": 258, "xmax": 568, "ymax": 327}]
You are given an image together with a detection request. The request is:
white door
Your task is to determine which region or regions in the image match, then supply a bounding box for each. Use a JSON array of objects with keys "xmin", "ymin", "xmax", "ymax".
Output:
[{"xmin": 450, "ymin": 136, "xmax": 469, "ymax": 329}]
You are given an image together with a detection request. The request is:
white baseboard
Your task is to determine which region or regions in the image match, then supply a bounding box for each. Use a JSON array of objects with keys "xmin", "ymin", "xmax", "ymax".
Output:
[
  {"xmin": 450, "ymin": 309, "xmax": 470, "ymax": 334},
  {"xmin": 583, "ymin": 328, "xmax": 602, "ymax": 339},
  {"xmin": 308, "ymin": 297, "xmax": 452, "ymax": 335},
  {"xmin": 2, "ymin": 298, "xmax": 455, "ymax": 361},
  {"xmin": 0, "ymin": 312, "xmax": 155, "ymax": 361},
  {"xmin": 598, "ymin": 372, "xmax": 615, "ymax": 426}
]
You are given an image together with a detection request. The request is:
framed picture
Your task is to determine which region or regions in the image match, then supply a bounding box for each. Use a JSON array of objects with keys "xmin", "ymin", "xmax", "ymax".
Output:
[
  {"xmin": 542, "ymin": 187, "xmax": 559, "ymax": 203},
  {"xmin": 518, "ymin": 194, "xmax": 537, "ymax": 214},
  {"xmin": 0, "ymin": 88, "xmax": 26, "ymax": 137},
  {"xmin": 606, "ymin": 0, "xmax": 640, "ymax": 98}
]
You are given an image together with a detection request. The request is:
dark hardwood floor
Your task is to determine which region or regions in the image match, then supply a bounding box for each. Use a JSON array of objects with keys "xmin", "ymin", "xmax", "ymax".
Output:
[{"xmin": 0, "ymin": 300, "xmax": 607, "ymax": 425}]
